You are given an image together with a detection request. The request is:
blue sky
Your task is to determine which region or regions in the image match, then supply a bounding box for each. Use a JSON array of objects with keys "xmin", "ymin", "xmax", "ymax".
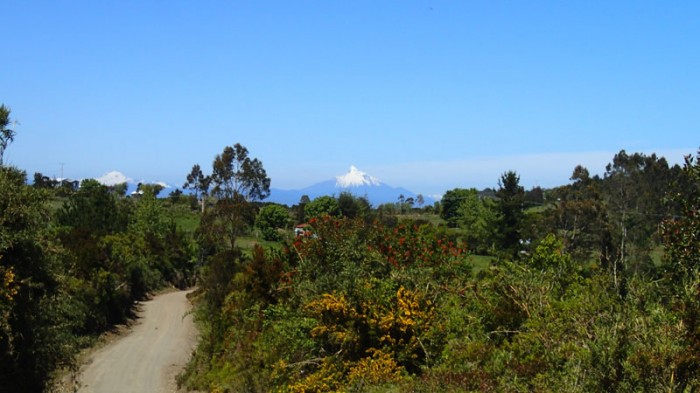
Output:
[{"xmin": 2, "ymin": 1, "xmax": 698, "ymax": 196}]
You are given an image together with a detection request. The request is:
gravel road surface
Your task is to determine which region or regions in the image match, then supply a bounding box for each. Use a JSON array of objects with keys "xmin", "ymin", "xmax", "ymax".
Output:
[{"xmin": 77, "ymin": 289, "xmax": 197, "ymax": 393}]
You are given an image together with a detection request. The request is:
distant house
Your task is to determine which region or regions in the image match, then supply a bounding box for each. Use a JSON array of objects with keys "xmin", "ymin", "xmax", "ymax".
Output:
[{"xmin": 294, "ymin": 224, "xmax": 312, "ymax": 237}]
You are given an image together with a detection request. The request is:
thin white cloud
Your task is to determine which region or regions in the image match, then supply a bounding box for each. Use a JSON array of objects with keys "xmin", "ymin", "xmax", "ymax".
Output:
[{"xmin": 369, "ymin": 148, "xmax": 694, "ymax": 195}]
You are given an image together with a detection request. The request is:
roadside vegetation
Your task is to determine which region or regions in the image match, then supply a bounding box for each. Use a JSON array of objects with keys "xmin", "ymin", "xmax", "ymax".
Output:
[
  {"xmin": 2, "ymin": 103, "xmax": 700, "ymax": 391},
  {"xmin": 0, "ymin": 104, "xmax": 198, "ymax": 392},
  {"xmin": 0, "ymin": 171, "xmax": 198, "ymax": 391}
]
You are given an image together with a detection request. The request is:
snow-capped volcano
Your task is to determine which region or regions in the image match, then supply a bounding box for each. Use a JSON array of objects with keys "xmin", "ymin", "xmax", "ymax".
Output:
[
  {"xmin": 96, "ymin": 171, "xmax": 133, "ymax": 186},
  {"xmin": 335, "ymin": 166, "xmax": 382, "ymax": 188},
  {"xmin": 269, "ymin": 166, "xmax": 433, "ymax": 206}
]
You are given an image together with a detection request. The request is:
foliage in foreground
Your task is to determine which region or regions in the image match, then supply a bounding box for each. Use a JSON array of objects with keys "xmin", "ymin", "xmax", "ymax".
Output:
[
  {"xmin": 0, "ymin": 167, "xmax": 81, "ymax": 391},
  {"xmin": 181, "ymin": 151, "xmax": 700, "ymax": 392},
  {"xmin": 183, "ymin": 230, "xmax": 698, "ymax": 391},
  {"xmin": 0, "ymin": 167, "xmax": 196, "ymax": 392}
]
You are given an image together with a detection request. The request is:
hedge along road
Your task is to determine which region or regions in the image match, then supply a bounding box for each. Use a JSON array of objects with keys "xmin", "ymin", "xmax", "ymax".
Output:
[{"xmin": 77, "ymin": 289, "xmax": 198, "ymax": 393}]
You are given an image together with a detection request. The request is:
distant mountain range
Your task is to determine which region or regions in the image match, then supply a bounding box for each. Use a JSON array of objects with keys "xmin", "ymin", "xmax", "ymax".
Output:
[
  {"xmin": 268, "ymin": 166, "xmax": 434, "ymax": 207},
  {"xmin": 84, "ymin": 168, "xmax": 434, "ymax": 206}
]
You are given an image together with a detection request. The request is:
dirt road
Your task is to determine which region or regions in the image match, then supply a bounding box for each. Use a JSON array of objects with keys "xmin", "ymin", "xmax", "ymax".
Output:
[{"xmin": 77, "ymin": 289, "xmax": 197, "ymax": 393}]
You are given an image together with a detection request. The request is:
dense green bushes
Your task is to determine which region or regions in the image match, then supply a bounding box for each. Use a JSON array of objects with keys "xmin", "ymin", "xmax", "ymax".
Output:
[
  {"xmin": 57, "ymin": 180, "xmax": 195, "ymax": 333},
  {"xmin": 0, "ymin": 168, "xmax": 195, "ymax": 392},
  {"xmin": 0, "ymin": 167, "xmax": 82, "ymax": 391},
  {"xmin": 256, "ymin": 204, "xmax": 291, "ymax": 241},
  {"xmin": 183, "ymin": 218, "xmax": 700, "ymax": 391},
  {"xmin": 181, "ymin": 151, "xmax": 700, "ymax": 392},
  {"xmin": 181, "ymin": 217, "xmax": 467, "ymax": 391}
]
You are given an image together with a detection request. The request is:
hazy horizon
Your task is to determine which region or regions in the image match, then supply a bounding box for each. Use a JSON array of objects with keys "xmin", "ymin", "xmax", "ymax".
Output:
[{"xmin": 3, "ymin": 2, "xmax": 698, "ymax": 196}]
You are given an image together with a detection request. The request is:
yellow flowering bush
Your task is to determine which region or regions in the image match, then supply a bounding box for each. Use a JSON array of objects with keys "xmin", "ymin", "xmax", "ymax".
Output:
[
  {"xmin": 286, "ymin": 357, "xmax": 345, "ymax": 393},
  {"xmin": 1, "ymin": 263, "xmax": 18, "ymax": 301},
  {"xmin": 306, "ymin": 293, "xmax": 360, "ymax": 350},
  {"xmin": 347, "ymin": 348, "xmax": 403, "ymax": 386}
]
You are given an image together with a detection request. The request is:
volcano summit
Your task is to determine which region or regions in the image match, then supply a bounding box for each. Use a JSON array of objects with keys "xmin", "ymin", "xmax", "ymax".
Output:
[{"xmin": 269, "ymin": 166, "xmax": 430, "ymax": 206}]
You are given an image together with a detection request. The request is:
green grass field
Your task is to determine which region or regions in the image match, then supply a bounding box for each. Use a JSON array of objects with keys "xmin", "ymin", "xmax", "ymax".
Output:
[
  {"xmin": 167, "ymin": 204, "xmax": 200, "ymax": 233},
  {"xmin": 398, "ymin": 213, "xmax": 445, "ymax": 226},
  {"xmin": 467, "ymin": 254, "xmax": 495, "ymax": 272},
  {"xmin": 237, "ymin": 235, "xmax": 284, "ymax": 252},
  {"xmin": 650, "ymin": 245, "xmax": 665, "ymax": 266},
  {"xmin": 46, "ymin": 197, "xmax": 69, "ymax": 213},
  {"xmin": 45, "ymin": 196, "xmax": 508, "ymax": 274}
]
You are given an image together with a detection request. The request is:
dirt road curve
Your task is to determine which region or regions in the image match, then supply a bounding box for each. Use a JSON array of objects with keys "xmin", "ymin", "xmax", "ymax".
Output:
[{"xmin": 77, "ymin": 289, "xmax": 197, "ymax": 393}]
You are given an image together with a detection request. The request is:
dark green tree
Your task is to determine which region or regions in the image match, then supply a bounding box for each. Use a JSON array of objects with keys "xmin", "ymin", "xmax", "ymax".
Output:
[
  {"xmin": 337, "ymin": 192, "xmax": 370, "ymax": 219},
  {"xmin": 441, "ymin": 188, "xmax": 473, "ymax": 227},
  {"xmin": 208, "ymin": 144, "xmax": 271, "ymax": 248},
  {"xmin": 256, "ymin": 204, "xmax": 290, "ymax": 241},
  {"xmin": 188, "ymin": 147, "xmax": 271, "ymax": 371},
  {"xmin": 211, "ymin": 144, "xmax": 270, "ymax": 202},
  {"xmin": 58, "ymin": 179, "xmax": 128, "ymax": 236},
  {"xmin": 0, "ymin": 105, "xmax": 15, "ymax": 166},
  {"xmin": 293, "ymin": 194, "xmax": 311, "ymax": 223},
  {"xmin": 112, "ymin": 182, "xmax": 129, "ymax": 197},
  {"xmin": 603, "ymin": 150, "xmax": 672, "ymax": 285},
  {"xmin": 32, "ymin": 172, "xmax": 55, "ymax": 189},
  {"xmin": 198, "ymin": 143, "xmax": 270, "ymax": 249},
  {"xmin": 0, "ymin": 167, "xmax": 80, "ymax": 391},
  {"xmin": 542, "ymin": 166, "xmax": 609, "ymax": 264},
  {"xmin": 57, "ymin": 179, "xmax": 133, "ymax": 331},
  {"xmin": 405, "ymin": 196, "xmax": 415, "ymax": 211},
  {"xmin": 663, "ymin": 149, "xmax": 700, "ymax": 281},
  {"xmin": 169, "ymin": 188, "xmax": 183, "ymax": 203},
  {"xmin": 305, "ymin": 195, "xmax": 340, "ymax": 219},
  {"xmin": 524, "ymin": 186, "xmax": 544, "ymax": 206},
  {"xmin": 456, "ymin": 188, "xmax": 496, "ymax": 254},
  {"xmin": 495, "ymin": 171, "xmax": 525, "ymax": 258},
  {"xmin": 138, "ymin": 183, "xmax": 164, "ymax": 197},
  {"xmin": 184, "ymin": 163, "xmax": 211, "ymax": 213},
  {"xmin": 660, "ymin": 149, "xmax": 700, "ymax": 389}
]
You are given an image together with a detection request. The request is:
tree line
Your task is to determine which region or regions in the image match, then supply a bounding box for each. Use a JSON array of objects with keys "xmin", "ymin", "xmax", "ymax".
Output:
[{"xmin": 441, "ymin": 151, "xmax": 685, "ymax": 277}]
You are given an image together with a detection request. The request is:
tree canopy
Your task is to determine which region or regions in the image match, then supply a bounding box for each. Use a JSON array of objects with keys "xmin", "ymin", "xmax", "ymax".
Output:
[
  {"xmin": 440, "ymin": 188, "xmax": 473, "ymax": 227},
  {"xmin": 495, "ymin": 171, "xmax": 525, "ymax": 257},
  {"xmin": 183, "ymin": 164, "xmax": 211, "ymax": 213},
  {"xmin": 211, "ymin": 143, "xmax": 270, "ymax": 202},
  {"xmin": 256, "ymin": 204, "xmax": 290, "ymax": 241},
  {"xmin": 0, "ymin": 105, "xmax": 16, "ymax": 166},
  {"xmin": 305, "ymin": 195, "xmax": 340, "ymax": 219}
]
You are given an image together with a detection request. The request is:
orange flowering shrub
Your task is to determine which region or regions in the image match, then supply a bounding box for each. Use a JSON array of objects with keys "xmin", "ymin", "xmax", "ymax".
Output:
[
  {"xmin": 290, "ymin": 217, "xmax": 467, "ymax": 272},
  {"xmin": 367, "ymin": 223, "xmax": 466, "ymax": 268}
]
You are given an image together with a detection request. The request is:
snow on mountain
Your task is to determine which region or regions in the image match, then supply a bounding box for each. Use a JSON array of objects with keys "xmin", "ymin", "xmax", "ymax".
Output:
[
  {"xmin": 137, "ymin": 179, "xmax": 171, "ymax": 189},
  {"xmin": 96, "ymin": 171, "xmax": 133, "ymax": 186},
  {"xmin": 269, "ymin": 166, "xmax": 433, "ymax": 206},
  {"xmin": 335, "ymin": 166, "xmax": 381, "ymax": 188},
  {"xmin": 93, "ymin": 171, "xmax": 173, "ymax": 196}
]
